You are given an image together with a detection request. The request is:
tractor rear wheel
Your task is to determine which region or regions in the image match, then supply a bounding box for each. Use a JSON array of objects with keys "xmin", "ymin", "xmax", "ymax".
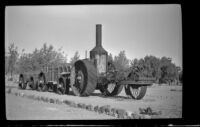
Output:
[
  {"xmin": 70, "ymin": 60, "xmax": 97, "ymax": 96},
  {"xmin": 19, "ymin": 75, "xmax": 27, "ymax": 89},
  {"xmin": 125, "ymin": 85, "xmax": 147, "ymax": 100},
  {"xmin": 99, "ymin": 82, "xmax": 123, "ymax": 96}
]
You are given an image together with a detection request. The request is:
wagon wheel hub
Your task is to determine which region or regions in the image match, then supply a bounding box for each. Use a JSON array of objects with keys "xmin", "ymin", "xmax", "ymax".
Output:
[
  {"xmin": 130, "ymin": 86, "xmax": 141, "ymax": 98},
  {"xmin": 57, "ymin": 80, "xmax": 65, "ymax": 94},
  {"xmin": 58, "ymin": 81, "xmax": 64, "ymax": 89},
  {"xmin": 58, "ymin": 84, "xmax": 62, "ymax": 88},
  {"xmin": 125, "ymin": 84, "xmax": 147, "ymax": 100},
  {"xmin": 99, "ymin": 81, "xmax": 123, "ymax": 97},
  {"xmin": 39, "ymin": 80, "xmax": 44, "ymax": 84},
  {"xmin": 106, "ymin": 83, "xmax": 116, "ymax": 93}
]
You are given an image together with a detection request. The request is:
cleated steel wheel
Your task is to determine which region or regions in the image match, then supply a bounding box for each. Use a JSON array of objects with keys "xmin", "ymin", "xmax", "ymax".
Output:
[
  {"xmin": 70, "ymin": 60, "xmax": 97, "ymax": 96},
  {"xmin": 125, "ymin": 85, "xmax": 147, "ymax": 100},
  {"xmin": 18, "ymin": 75, "xmax": 27, "ymax": 89},
  {"xmin": 99, "ymin": 82, "xmax": 123, "ymax": 96}
]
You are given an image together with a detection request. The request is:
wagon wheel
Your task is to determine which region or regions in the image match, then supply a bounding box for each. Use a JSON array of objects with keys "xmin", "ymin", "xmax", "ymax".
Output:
[
  {"xmin": 57, "ymin": 78, "xmax": 69, "ymax": 95},
  {"xmin": 52, "ymin": 84, "xmax": 57, "ymax": 92},
  {"xmin": 99, "ymin": 82, "xmax": 123, "ymax": 96},
  {"xmin": 29, "ymin": 77, "xmax": 37, "ymax": 90},
  {"xmin": 32, "ymin": 80, "xmax": 37, "ymax": 90},
  {"xmin": 57, "ymin": 79, "xmax": 65, "ymax": 94},
  {"xmin": 125, "ymin": 85, "xmax": 147, "ymax": 100},
  {"xmin": 124, "ymin": 71, "xmax": 147, "ymax": 100},
  {"xmin": 37, "ymin": 74, "xmax": 47, "ymax": 92},
  {"xmin": 70, "ymin": 60, "xmax": 97, "ymax": 96},
  {"xmin": 18, "ymin": 75, "xmax": 27, "ymax": 89}
]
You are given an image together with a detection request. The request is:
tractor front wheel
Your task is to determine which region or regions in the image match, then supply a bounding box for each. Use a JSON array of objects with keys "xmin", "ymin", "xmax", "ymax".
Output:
[
  {"xmin": 99, "ymin": 82, "xmax": 123, "ymax": 96},
  {"xmin": 125, "ymin": 85, "xmax": 147, "ymax": 100}
]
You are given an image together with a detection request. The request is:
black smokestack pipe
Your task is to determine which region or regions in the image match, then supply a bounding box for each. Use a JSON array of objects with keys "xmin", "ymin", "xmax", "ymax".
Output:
[
  {"xmin": 90, "ymin": 24, "xmax": 107, "ymax": 59},
  {"xmin": 96, "ymin": 24, "xmax": 102, "ymax": 47}
]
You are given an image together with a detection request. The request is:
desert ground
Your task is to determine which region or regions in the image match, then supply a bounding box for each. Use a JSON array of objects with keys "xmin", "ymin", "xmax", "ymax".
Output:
[
  {"xmin": 5, "ymin": 75, "xmax": 182, "ymax": 119},
  {"xmin": 6, "ymin": 93, "xmax": 116, "ymax": 120}
]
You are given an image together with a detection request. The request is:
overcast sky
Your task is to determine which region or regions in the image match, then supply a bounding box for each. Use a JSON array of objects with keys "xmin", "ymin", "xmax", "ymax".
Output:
[{"xmin": 5, "ymin": 5, "xmax": 182, "ymax": 68}]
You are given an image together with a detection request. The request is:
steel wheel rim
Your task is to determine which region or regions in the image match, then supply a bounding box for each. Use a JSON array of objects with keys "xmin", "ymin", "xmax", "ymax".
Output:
[{"xmin": 130, "ymin": 86, "xmax": 141, "ymax": 98}]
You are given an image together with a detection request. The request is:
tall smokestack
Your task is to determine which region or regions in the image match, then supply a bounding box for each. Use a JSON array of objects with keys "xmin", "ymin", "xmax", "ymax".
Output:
[
  {"xmin": 96, "ymin": 24, "xmax": 102, "ymax": 47},
  {"xmin": 90, "ymin": 24, "xmax": 108, "ymax": 74}
]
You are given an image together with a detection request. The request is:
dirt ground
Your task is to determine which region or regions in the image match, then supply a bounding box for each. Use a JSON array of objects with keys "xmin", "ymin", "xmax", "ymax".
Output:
[
  {"xmin": 5, "ymin": 80, "xmax": 182, "ymax": 119},
  {"xmin": 6, "ymin": 93, "xmax": 116, "ymax": 120}
]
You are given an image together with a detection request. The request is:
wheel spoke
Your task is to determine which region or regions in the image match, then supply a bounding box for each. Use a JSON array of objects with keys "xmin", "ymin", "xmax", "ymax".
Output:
[
  {"xmin": 130, "ymin": 86, "xmax": 140, "ymax": 98},
  {"xmin": 126, "ymin": 85, "xmax": 147, "ymax": 100},
  {"xmin": 99, "ymin": 81, "xmax": 123, "ymax": 96},
  {"xmin": 107, "ymin": 83, "xmax": 115, "ymax": 93}
]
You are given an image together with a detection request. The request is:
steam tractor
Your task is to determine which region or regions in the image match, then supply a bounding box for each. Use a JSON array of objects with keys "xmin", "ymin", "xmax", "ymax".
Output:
[{"xmin": 19, "ymin": 24, "xmax": 155, "ymax": 100}]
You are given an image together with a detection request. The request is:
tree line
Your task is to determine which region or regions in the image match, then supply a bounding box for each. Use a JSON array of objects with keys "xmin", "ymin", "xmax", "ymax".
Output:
[
  {"xmin": 5, "ymin": 43, "xmax": 182, "ymax": 85},
  {"xmin": 5, "ymin": 43, "xmax": 79, "ymax": 75},
  {"xmin": 108, "ymin": 51, "xmax": 182, "ymax": 85}
]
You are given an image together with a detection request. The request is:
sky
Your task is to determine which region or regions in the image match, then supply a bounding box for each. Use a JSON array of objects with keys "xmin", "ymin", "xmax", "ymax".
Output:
[{"xmin": 5, "ymin": 5, "xmax": 182, "ymax": 68}]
